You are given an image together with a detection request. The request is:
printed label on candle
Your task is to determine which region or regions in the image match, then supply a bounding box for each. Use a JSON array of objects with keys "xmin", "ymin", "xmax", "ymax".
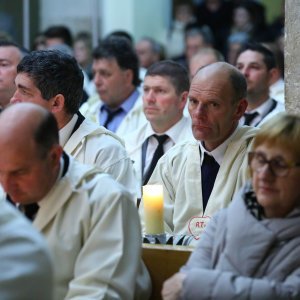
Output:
[
  {"xmin": 188, "ymin": 215, "xmax": 211, "ymax": 240},
  {"xmin": 143, "ymin": 185, "xmax": 164, "ymax": 235}
]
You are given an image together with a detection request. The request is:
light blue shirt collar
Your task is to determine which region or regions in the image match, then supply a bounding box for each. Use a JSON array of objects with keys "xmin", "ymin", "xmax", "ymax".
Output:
[{"xmin": 100, "ymin": 89, "xmax": 140, "ymax": 132}]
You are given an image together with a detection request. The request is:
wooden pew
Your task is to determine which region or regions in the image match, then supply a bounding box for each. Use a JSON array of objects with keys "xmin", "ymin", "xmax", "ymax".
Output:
[{"xmin": 142, "ymin": 244, "xmax": 193, "ymax": 300}]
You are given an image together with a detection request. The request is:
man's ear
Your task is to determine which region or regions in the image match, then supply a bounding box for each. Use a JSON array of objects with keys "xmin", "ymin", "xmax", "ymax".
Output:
[
  {"xmin": 124, "ymin": 69, "xmax": 134, "ymax": 85},
  {"xmin": 268, "ymin": 68, "xmax": 280, "ymax": 86},
  {"xmin": 179, "ymin": 91, "xmax": 189, "ymax": 110},
  {"xmin": 50, "ymin": 94, "xmax": 65, "ymax": 114},
  {"xmin": 235, "ymin": 98, "xmax": 248, "ymax": 120},
  {"xmin": 49, "ymin": 144, "xmax": 63, "ymax": 167}
]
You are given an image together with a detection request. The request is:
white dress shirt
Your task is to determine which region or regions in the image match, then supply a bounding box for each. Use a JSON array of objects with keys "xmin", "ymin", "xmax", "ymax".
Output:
[
  {"xmin": 240, "ymin": 98, "xmax": 277, "ymax": 127},
  {"xmin": 144, "ymin": 117, "xmax": 191, "ymax": 175},
  {"xmin": 59, "ymin": 114, "xmax": 78, "ymax": 146},
  {"xmin": 199, "ymin": 125, "xmax": 240, "ymax": 166}
]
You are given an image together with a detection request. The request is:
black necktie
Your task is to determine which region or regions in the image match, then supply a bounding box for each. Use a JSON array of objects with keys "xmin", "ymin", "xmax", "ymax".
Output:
[
  {"xmin": 143, "ymin": 134, "xmax": 169, "ymax": 185},
  {"xmin": 21, "ymin": 203, "xmax": 40, "ymax": 221},
  {"xmin": 6, "ymin": 195, "xmax": 39, "ymax": 221},
  {"xmin": 201, "ymin": 153, "xmax": 220, "ymax": 210},
  {"xmin": 103, "ymin": 108, "xmax": 123, "ymax": 129},
  {"xmin": 243, "ymin": 112, "xmax": 259, "ymax": 126}
]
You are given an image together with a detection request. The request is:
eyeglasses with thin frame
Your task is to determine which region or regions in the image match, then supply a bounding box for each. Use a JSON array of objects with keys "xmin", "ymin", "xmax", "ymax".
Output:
[{"xmin": 248, "ymin": 151, "xmax": 300, "ymax": 177}]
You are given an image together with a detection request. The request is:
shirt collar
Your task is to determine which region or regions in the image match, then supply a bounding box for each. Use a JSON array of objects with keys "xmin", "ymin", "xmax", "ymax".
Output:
[
  {"xmin": 199, "ymin": 125, "xmax": 240, "ymax": 165},
  {"xmin": 101, "ymin": 89, "xmax": 140, "ymax": 114},
  {"xmin": 143, "ymin": 116, "xmax": 187, "ymax": 144},
  {"xmin": 247, "ymin": 98, "xmax": 273, "ymax": 116},
  {"xmin": 59, "ymin": 114, "xmax": 78, "ymax": 147}
]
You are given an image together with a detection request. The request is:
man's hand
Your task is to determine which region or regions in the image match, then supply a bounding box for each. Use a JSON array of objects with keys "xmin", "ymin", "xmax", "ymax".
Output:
[{"xmin": 161, "ymin": 272, "xmax": 186, "ymax": 300}]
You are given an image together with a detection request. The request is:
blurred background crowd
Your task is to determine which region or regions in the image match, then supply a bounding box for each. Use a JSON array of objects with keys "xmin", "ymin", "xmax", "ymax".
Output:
[{"xmin": 0, "ymin": 0, "xmax": 284, "ymax": 102}]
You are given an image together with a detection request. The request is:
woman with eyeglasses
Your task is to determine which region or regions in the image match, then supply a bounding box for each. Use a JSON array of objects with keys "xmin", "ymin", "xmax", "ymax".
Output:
[{"xmin": 162, "ymin": 113, "xmax": 300, "ymax": 300}]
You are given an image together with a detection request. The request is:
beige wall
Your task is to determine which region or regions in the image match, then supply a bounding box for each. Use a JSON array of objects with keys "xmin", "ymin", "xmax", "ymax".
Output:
[
  {"xmin": 39, "ymin": 0, "xmax": 94, "ymax": 35},
  {"xmin": 39, "ymin": 0, "xmax": 170, "ymax": 43},
  {"xmin": 285, "ymin": 0, "xmax": 300, "ymax": 113}
]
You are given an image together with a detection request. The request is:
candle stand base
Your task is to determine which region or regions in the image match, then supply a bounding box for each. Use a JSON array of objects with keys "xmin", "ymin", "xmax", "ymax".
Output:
[
  {"xmin": 143, "ymin": 233, "xmax": 194, "ymax": 245},
  {"xmin": 143, "ymin": 233, "xmax": 166, "ymax": 244}
]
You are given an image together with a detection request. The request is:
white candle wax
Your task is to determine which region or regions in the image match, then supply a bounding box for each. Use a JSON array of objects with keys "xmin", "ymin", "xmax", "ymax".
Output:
[{"xmin": 143, "ymin": 185, "xmax": 164, "ymax": 235}]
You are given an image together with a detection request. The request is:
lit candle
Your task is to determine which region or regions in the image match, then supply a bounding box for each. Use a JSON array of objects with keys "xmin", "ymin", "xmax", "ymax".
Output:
[{"xmin": 143, "ymin": 184, "xmax": 164, "ymax": 235}]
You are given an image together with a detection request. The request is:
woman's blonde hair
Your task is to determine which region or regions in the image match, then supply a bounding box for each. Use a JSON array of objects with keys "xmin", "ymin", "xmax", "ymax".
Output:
[{"xmin": 253, "ymin": 113, "xmax": 300, "ymax": 159}]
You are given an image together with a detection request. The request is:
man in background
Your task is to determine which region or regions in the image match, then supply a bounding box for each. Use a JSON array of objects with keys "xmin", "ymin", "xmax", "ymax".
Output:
[
  {"xmin": 43, "ymin": 25, "xmax": 73, "ymax": 54},
  {"xmin": 236, "ymin": 42, "xmax": 285, "ymax": 126},
  {"xmin": 135, "ymin": 36, "xmax": 162, "ymax": 70},
  {"xmin": 125, "ymin": 61, "xmax": 193, "ymax": 198},
  {"xmin": 173, "ymin": 25, "xmax": 214, "ymax": 70},
  {"xmin": 189, "ymin": 47, "xmax": 224, "ymax": 79},
  {"xmin": 0, "ymin": 40, "xmax": 26, "ymax": 112},
  {"xmin": 81, "ymin": 36, "xmax": 147, "ymax": 136}
]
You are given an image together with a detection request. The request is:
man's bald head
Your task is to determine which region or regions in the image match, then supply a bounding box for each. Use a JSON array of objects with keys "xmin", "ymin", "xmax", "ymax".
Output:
[
  {"xmin": 193, "ymin": 62, "xmax": 247, "ymax": 104},
  {"xmin": 0, "ymin": 103, "xmax": 59, "ymax": 158},
  {"xmin": 188, "ymin": 61, "xmax": 248, "ymax": 150},
  {"xmin": 189, "ymin": 48, "xmax": 224, "ymax": 79},
  {"xmin": 0, "ymin": 103, "xmax": 62, "ymax": 204}
]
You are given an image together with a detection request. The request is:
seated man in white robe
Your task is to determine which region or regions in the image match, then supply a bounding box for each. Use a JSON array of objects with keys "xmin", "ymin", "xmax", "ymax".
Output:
[
  {"xmin": 10, "ymin": 49, "xmax": 137, "ymax": 196},
  {"xmin": 0, "ymin": 103, "xmax": 151, "ymax": 300},
  {"xmin": 124, "ymin": 60, "xmax": 193, "ymax": 199},
  {"xmin": 140, "ymin": 62, "xmax": 258, "ymax": 243}
]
